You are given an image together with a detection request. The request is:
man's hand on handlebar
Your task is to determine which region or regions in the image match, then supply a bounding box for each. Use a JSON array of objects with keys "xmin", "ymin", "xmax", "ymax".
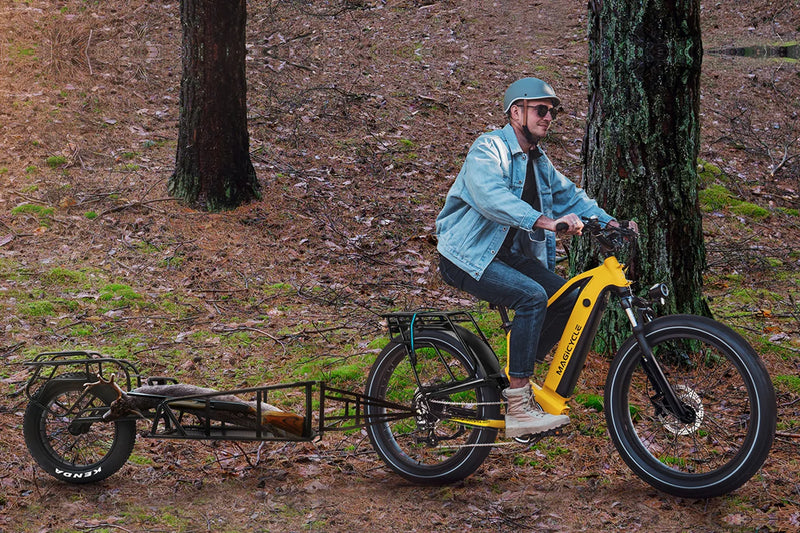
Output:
[
  {"xmin": 536, "ymin": 215, "xmax": 638, "ymax": 237},
  {"xmin": 546, "ymin": 214, "xmax": 583, "ymax": 235}
]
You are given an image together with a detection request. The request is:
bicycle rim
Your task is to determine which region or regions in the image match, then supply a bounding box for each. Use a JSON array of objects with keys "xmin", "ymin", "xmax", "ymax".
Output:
[
  {"xmin": 365, "ymin": 330, "xmax": 500, "ymax": 483},
  {"xmin": 24, "ymin": 374, "xmax": 136, "ymax": 482},
  {"xmin": 606, "ymin": 316, "xmax": 775, "ymax": 497}
]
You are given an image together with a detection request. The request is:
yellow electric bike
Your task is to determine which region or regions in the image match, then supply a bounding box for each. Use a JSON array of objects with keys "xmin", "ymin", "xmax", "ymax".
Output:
[
  {"xmin": 21, "ymin": 219, "xmax": 775, "ymax": 498},
  {"xmin": 364, "ymin": 218, "xmax": 776, "ymax": 498}
]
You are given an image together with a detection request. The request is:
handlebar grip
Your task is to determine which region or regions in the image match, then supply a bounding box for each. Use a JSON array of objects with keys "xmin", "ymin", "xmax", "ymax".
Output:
[{"xmin": 555, "ymin": 222, "xmax": 569, "ymax": 232}]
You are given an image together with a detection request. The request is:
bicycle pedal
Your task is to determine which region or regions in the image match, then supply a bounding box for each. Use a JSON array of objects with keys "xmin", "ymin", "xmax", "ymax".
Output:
[{"xmin": 511, "ymin": 426, "xmax": 566, "ymax": 445}]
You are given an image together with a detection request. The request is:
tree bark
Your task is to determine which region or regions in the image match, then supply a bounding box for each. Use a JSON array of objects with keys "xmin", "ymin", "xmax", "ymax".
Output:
[
  {"xmin": 575, "ymin": 0, "xmax": 709, "ymax": 353},
  {"xmin": 169, "ymin": 0, "xmax": 260, "ymax": 211}
]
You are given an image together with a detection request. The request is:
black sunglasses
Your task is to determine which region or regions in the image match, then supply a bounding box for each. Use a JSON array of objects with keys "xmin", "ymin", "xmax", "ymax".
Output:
[{"xmin": 519, "ymin": 103, "xmax": 559, "ymax": 120}]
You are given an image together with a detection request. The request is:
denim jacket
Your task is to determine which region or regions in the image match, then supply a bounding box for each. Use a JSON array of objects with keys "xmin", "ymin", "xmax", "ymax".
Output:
[{"xmin": 436, "ymin": 124, "xmax": 613, "ymax": 280}]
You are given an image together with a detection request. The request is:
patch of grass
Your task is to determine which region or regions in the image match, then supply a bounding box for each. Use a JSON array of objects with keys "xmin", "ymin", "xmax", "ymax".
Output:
[
  {"xmin": 574, "ymin": 393, "xmax": 604, "ymax": 412},
  {"xmin": 43, "ymin": 267, "xmax": 87, "ymax": 286},
  {"xmin": 19, "ymin": 300, "xmax": 56, "ymax": 317},
  {"xmin": 136, "ymin": 241, "xmax": 160, "ymax": 254},
  {"xmin": 45, "ymin": 155, "xmax": 68, "ymax": 168},
  {"xmin": 472, "ymin": 305, "xmax": 508, "ymax": 356},
  {"xmin": 776, "ymin": 206, "xmax": 799, "ymax": 217},
  {"xmin": 731, "ymin": 201, "xmax": 770, "ymax": 220},
  {"xmin": 220, "ymin": 330, "xmax": 257, "ymax": 347},
  {"xmin": 161, "ymin": 253, "xmax": 185, "ymax": 269},
  {"xmin": 660, "ymin": 455, "xmax": 687, "ymax": 468},
  {"xmin": 696, "ymin": 159, "xmax": 727, "ymax": 187},
  {"xmin": 12, "ymin": 44, "xmax": 38, "ymax": 60},
  {"xmin": 157, "ymin": 294, "xmax": 199, "ymax": 320},
  {"xmin": 699, "ymin": 183, "xmax": 736, "ymax": 211},
  {"xmin": 263, "ymin": 282, "xmax": 293, "ymax": 296},
  {"xmin": 0, "ymin": 257, "xmax": 23, "ymax": 278},
  {"xmin": 68, "ymin": 324, "xmax": 95, "ymax": 336},
  {"xmin": 98, "ymin": 283, "xmax": 143, "ymax": 305},
  {"xmin": 127, "ymin": 453, "xmax": 154, "ymax": 466},
  {"xmin": 294, "ymin": 355, "xmax": 368, "ymax": 386},
  {"xmin": 749, "ymin": 337, "xmax": 796, "ymax": 362},
  {"xmin": 698, "ymin": 183, "xmax": 770, "ymax": 221},
  {"xmin": 367, "ymin": 336, "xmax": 389, "ymax": 351},
  {"xmin": 773, "ymin": 375, "xmax": 800, "ymax": 394},
  {"xmin": 11, "ymin": 203, "xmax": 55, "ymax": 225}
]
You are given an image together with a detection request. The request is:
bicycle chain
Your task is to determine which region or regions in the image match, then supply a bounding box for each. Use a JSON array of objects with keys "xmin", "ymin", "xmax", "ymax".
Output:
[
  {"xmin": 426, "ymin": 398, "xmax": 564, "ymax": 449},
  {"xmin": 429, "ymin": 399, "xmax": 505, "ymax": 407}
]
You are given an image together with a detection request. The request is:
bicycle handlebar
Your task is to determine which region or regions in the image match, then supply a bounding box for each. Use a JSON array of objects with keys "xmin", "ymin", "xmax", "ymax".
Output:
[
  {"xmin": 552, "ymin": 216, "xmax": 639, "ymax": 262},
  {"xmin": 582, "ymin": 217, "xmax": 638, "ymax": 257}
]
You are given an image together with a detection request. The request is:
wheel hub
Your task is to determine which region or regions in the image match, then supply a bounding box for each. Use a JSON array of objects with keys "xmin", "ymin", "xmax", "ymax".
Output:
[{"xmin": 659, "ymin": 385, "xmax": 704, "ymax": 436}]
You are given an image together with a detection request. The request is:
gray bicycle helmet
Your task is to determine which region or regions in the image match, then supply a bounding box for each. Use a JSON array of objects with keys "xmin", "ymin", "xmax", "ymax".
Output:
[{"xmin": 503, "ymin": 77, "xmax": 560, "ymax": 113}]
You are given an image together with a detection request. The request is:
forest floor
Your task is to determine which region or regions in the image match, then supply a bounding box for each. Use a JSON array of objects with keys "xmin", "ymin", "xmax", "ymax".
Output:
[{"xmin": 1, "ymin": 1, "xmax": 799, "ymax": 532}]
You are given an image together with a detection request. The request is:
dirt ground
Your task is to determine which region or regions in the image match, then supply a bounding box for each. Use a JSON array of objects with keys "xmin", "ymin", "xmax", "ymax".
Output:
[{"xmin": 1, "ymin": 1, "xmax": 799, "ymax": 531}]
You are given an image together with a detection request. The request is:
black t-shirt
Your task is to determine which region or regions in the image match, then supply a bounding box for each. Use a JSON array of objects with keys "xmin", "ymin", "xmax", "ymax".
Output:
[{"xmin": 501, "ymin": 147, "xmax": 542, "ymax": 251}]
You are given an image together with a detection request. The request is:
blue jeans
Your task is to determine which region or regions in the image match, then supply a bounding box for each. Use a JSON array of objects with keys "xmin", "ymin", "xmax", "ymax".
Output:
[{"xmin": 439, "ymin": 251, "xmax": 565, "ymax": 378}]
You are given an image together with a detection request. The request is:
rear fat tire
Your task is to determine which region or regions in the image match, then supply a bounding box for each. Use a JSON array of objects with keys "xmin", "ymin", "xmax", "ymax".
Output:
[
  {"xmin": 365, "ymin": 329, "xmax": 501, "ymax": 484},
  {"xmin": 605, "ymin": 315, "xmax": 776, "ymax": 498},
  {"xmin": 23, "ymin": 373, "xmax": 137, "ymax": 484}
]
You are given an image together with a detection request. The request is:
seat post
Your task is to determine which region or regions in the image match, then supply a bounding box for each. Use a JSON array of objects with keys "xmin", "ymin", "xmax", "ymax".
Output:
[{"xmin": 492, "ymin": 304, "xmax": 513, "ymax": 333}]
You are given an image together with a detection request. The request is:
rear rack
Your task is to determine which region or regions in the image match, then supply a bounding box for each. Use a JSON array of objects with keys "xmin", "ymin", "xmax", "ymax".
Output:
[
  {"xmin": 382, "ymin": 310, "xmax": 494, "ymax": 355},
  {"xmin": 24, "ymin": 351, "xmax": 143, "ymax": 399}
]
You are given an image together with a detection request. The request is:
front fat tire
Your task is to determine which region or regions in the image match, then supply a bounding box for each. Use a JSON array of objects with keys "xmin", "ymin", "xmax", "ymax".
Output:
[
  {"xmin": 605, "ymin": 315, "xmax": 776, "ymax": 498},
  {"xmin": 23, "ymin": 373, "xmax": 136, "ymax": 484},
  {"xmin": 365, "ymin": 330, "xmax": 501, "ymax": 484}
]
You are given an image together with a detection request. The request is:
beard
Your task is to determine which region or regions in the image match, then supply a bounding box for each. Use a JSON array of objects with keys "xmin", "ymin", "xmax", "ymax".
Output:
[{"xmin": 522, "ymin": 125, "xmax": 541, "ymax": 146}]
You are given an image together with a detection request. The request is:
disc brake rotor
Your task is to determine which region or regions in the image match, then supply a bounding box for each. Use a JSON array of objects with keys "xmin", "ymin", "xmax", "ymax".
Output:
[{"xmin": 659, "ymin": 384, "xmax": 704, "ymax": 436}]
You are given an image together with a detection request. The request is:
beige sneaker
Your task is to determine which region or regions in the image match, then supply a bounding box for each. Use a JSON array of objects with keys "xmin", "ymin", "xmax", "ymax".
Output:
[{"xmin": 503, "ymin": 383, "xmax": 570, "ymax": 438}]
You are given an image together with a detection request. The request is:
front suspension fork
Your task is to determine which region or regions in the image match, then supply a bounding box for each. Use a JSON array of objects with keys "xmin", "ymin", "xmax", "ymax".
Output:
[{"xmin": 620, "ymin": 296, "xmax": 695, "ymax": 424}]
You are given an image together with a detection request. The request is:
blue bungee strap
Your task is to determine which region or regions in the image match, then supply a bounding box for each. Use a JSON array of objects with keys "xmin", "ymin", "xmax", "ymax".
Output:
[{"xmin": 409, "ymin": 312, "xmax": 417, "ymax": 353}]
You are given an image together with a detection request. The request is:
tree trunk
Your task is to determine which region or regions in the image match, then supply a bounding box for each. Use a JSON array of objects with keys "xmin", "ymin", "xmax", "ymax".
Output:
[
  {"xmin": 169, "ymin": 0, "xmax": 260, "ymax": 211},
  {"xmin": 574, "ymin": 0, "xmax": 709, "ymax": 353}
]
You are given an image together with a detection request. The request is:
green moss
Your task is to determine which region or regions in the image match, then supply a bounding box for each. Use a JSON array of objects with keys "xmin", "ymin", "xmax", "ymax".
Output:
[
  {"xmin": 263, "ymin": 282, "xmax": 293, "ymax": 296},
  {"xmin": 11, "ymin": 203, "xmax": 55, "ymax": 220},
  {"xmin": 19, "ymin": 300, "xmax": 56, "ymax": 317},
  {"xmin": 731, "ymin": 202, "xmax": 770, "ymax": 220},
  {"xmin": 574, "ymin": 393, "xmax": 604, "ymax": 412},
  {"xmin": 698, "ymin": 183, "xmax": 770, "ymax": 221},
  {"xmin": 773, "ymin": 375, "xmax": 800, "ymax": 395},
  {"xmin": 43, "ymin": 267, "xmax": 87, "ymax": 285},
  {"xmin": 698, "ymin": 184, "xmax": 736, "ymax": 211},
  {"xmin": 46, "ymin": 155, "xmax": 68, "ymax": 168},
  {"xmin": 367, "ymin": 336, "xmax": 389, "ymax": 351},
  {"xmin": 99, "ymin": 283, "xmax": 143, "ymax": 305},
  {"xmin": 696, "ymin": 159, "xmax": 727, "ymax": 187}
]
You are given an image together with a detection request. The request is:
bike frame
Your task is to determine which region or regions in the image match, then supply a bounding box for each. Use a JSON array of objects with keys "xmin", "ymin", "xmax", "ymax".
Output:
[
  {"xmin": 438, "ymin": 255, "xmax": 632, "ymax": 430},
  {"xmin": 529, "ymin": 255, "xmax": 631, "ymax": 416},
  {"xmin": 491, "ymin": 252, "xmax": 691, "ymax": 425}
]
